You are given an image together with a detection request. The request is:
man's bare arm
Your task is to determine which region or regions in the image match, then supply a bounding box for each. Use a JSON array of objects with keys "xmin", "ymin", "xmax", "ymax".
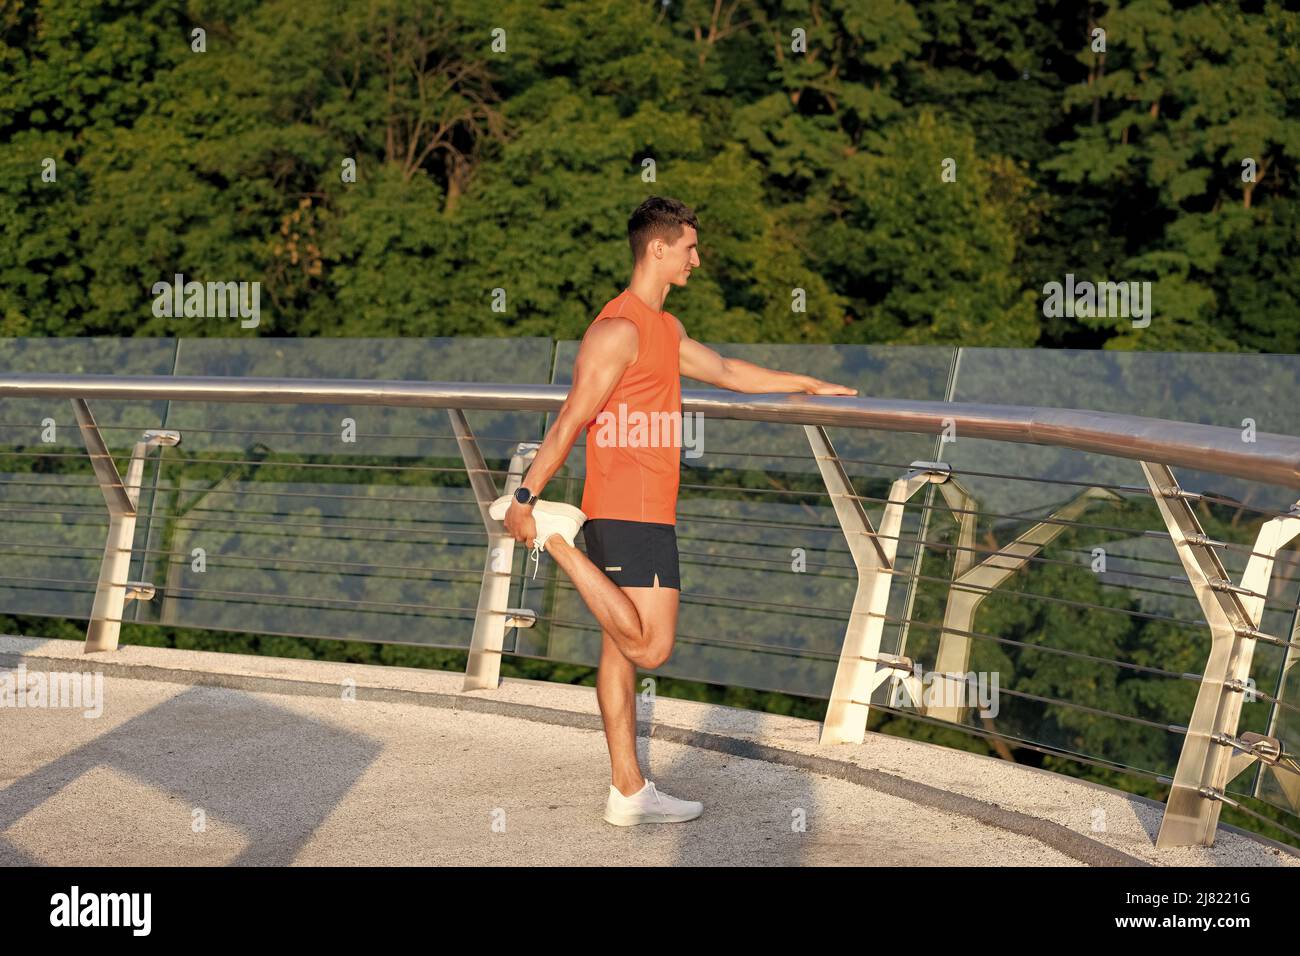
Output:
[
  {"xmin": 519, "ymin": 318, "xmax": 638, "ymax": 499},
  {"xmin": 674, "ymin": 317, "xmax": 857, "ymax": 395}
]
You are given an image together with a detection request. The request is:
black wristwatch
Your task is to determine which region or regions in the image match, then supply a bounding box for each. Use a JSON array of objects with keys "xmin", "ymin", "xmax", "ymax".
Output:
[{"xmin": 514, "ymin": 486, "xmax": 538, "ymax": 506}]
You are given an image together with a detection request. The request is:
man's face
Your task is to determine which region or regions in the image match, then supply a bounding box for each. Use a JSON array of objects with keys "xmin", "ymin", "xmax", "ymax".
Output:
[{"xmin": 662, "ymin": 225, "xmax": 700, "ymax": 287}]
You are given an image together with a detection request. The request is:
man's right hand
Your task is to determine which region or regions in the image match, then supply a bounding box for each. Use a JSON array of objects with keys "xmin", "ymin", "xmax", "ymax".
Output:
[{"xmin": 503, "ymin": 500, "xmax": 538, "ymax": 548}]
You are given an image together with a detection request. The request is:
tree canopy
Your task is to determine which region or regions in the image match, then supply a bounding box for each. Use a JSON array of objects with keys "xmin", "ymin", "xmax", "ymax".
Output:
[{"xmin": 2, "ymin": 0, "xmax": 1296, "ymax": 347}]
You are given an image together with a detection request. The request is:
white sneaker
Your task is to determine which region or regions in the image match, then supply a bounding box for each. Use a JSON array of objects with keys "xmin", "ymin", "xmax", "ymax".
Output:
[
  {"xmin": 488, "ymin": 495, "xmax": 587, "ymax": 579},
  {"xmin": 603, "ymin": 780, "xmax": 704, "ymax": 826}
]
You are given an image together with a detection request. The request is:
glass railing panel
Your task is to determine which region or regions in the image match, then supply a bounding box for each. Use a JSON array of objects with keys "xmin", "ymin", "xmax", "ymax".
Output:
[
  {"xmin": 0, "ymin": 339, "xmax": 177, "ymax": 620},
  {"xmin": 949, "ymin": 349, "xmax": 1300, "ymax": 811},
  {"xmin": 132, "ymin": 337, "xmax": 554, "ymax": 646}
]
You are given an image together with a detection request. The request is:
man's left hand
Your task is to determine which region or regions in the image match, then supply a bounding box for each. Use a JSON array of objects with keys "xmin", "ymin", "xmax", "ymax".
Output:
[{"xmin": 803, "ymin": 377, "xmax": 858, "ymax": 396}]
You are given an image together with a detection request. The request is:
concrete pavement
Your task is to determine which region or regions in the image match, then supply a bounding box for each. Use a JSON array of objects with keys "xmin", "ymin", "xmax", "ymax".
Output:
[{"xmin": 1, "ymin": 635, "xmax": 1295, "ymax": 867}]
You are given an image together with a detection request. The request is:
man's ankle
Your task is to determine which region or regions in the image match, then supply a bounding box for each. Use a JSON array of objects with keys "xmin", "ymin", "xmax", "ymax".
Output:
[{"xmin": 612, "ymin": 777, "xmax": 646, "ymax": 797}]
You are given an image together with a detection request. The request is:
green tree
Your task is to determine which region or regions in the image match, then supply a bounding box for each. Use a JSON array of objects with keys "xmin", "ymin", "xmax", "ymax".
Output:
[{"xmin": 1046, "ymin": 0, "xmax": 1300, "ymax": 350}]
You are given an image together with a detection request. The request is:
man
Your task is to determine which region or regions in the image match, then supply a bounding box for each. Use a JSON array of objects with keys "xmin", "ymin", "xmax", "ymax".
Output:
[{"xmin": 490, "ymin": 196, "xmax": 857, "ymax": 826}]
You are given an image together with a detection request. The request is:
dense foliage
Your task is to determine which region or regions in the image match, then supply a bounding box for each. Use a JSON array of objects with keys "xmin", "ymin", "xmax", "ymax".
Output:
[{"xmin": 2, "ymin": 0, "xmax": 1296, "ymax": 348}]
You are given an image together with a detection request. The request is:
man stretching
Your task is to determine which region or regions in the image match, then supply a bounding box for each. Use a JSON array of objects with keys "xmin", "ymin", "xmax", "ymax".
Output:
[{"xmin": 490, "ymin": 196, "xmax": 857, "ymax": 825}]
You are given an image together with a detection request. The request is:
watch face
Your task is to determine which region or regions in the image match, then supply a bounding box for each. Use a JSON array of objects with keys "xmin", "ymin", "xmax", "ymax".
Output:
[{"xmin": 515, "ymin": 487, "xmax": 530, "ymax": 503}]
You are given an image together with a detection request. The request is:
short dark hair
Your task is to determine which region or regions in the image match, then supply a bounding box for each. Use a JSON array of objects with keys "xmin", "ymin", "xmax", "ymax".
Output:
[{"xmin": 628, "ymin": 196, "xmax": 698, "ymax": 262}]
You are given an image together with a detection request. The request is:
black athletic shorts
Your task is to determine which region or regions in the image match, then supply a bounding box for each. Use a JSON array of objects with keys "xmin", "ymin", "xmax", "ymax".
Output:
[{"xmin": 582, "ymin": 518, "xmax": 680, "ymax": 589}]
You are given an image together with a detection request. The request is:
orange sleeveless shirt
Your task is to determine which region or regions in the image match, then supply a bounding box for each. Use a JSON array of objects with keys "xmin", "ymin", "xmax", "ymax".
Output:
[{"xmin": 579, "ymin": 289, "xmax": 683, "ymax": 525}]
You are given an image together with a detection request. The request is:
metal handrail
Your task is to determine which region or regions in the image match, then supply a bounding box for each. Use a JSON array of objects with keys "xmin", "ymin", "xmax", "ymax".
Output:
[{"xmin": 2, "ymin": 372, "xmax": 1298, "ymax": 489}]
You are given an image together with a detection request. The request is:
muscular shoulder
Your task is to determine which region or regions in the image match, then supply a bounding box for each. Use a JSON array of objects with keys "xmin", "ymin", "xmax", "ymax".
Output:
[{"xmin": 584, "ymin": 315, "xmax": 638, "ymax": 363}]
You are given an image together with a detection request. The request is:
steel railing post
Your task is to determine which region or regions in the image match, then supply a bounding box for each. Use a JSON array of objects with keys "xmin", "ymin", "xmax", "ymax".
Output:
[
  {"xmin": 1143, "ymin": 462, "xmax": 1300, "ymax": 846},
  {"xmin": 72, "ymin": 399, "xmax": 176, "ymax": 653},
  {"xmin": 449, "ymin": 406, "xmax": 538, "ymax": 691},
  {"xmin": 811, "ymin": 429, "xmax": 947, "ymax": 745}
]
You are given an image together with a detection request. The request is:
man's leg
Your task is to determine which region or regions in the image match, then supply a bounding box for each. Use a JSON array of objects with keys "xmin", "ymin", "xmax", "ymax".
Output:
[
  {"xmin": 596, "ymin": 584, "xmax": 680, "ymax": 796},
  {"xmin": 597, "ymin": 627, "xmax": 642, "ymax": 795},
  {"xmin": 544, "ymin": 536, "xmax": 652, "ymax": 664}
]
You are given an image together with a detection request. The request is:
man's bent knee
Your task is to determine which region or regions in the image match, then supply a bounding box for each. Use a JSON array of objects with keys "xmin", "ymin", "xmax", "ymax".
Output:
[
  {"xmin": 637, "ymin": 637, "xmax": 675, "ymax": 670},
  {"xmin": 618, "ymin": 584, "xmax": 679, "ymax": 669}
]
